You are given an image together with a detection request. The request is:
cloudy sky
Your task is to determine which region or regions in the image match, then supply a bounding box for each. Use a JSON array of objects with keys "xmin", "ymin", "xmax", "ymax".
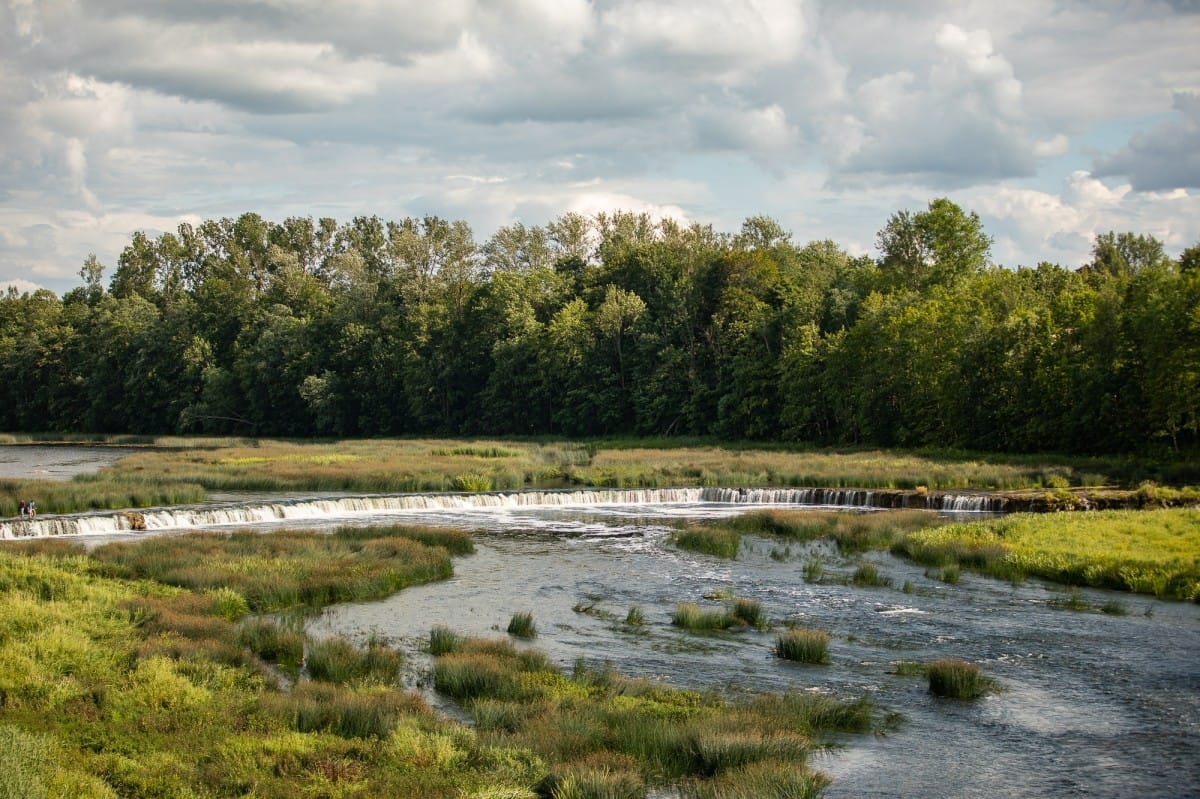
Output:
[{"xmin": 3, "ymin": 0, "xmax": 1199, "ymax": 296}]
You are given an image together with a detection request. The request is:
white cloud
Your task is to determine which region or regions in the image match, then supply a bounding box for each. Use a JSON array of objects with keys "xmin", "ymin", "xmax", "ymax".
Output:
[
  {"xmin": 602, "ymin": 0, "xmax": 807, "ymax": 72},
  {"xmin": 969, "ymin": 170, "xmax": 1200, "ymax": 268},
  {"xmin": 2, "ymin": 0, "xmax": 1200, "ymax": 294}
]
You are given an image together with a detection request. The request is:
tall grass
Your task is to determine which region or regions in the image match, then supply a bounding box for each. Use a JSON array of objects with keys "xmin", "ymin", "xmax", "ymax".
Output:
[
  {"xmin": 429, "ymin": 632, "xmax": 857, "ymax": 795},
  {"xmin": 0, "ymin": 476, "xmax": 205, "ymax": 516},
  {"xmin": 236, "ymin": 617, "xmax": 304, "ymax": 670},
  {"xmin": 507, "ymin": 611, "xmax": 537, "ymax": 639},
  {"xmin": 673, "ymin": 603, "xmax": 737, "ymax": 632},
  {"xmin": 83, "ymin": 437, "xmax": 1156, "ymax": 498},
  {"xmin": 305, "ymin": 634, "xmax": 401, "ymax": 686},
  {"xmin": 774, "ymin": 628, "xmax": 830, "ymax": 664},
  {"xmin": 927, "ymin": 659, "xmax": 992, "ymax": 699},
  {"xmin": 701, "ymin": 509, "xmax": 945, "ymax": 555}
]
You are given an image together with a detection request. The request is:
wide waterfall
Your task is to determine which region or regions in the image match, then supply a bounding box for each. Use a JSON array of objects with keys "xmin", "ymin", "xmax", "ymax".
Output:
[{"xmin": 0, "ymin": 486, "xmax": 1006, "ymax": 539}]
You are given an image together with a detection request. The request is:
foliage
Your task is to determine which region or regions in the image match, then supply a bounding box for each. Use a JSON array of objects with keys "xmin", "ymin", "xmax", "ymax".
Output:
[{"xmin": 1, "ymin": 206, "xmax": 1197, "ymax": 461}]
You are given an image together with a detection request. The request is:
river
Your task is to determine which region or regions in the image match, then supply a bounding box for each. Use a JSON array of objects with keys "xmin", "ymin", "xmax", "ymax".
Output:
[{"xmin": 1, "ymin": 446, "xmax": 1197, "ymax": 797}]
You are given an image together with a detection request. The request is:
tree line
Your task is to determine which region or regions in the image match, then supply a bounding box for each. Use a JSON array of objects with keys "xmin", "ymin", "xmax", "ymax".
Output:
[{"xmin": 1, "ymin": 200, "xmax": 1197, "ymax": 456}]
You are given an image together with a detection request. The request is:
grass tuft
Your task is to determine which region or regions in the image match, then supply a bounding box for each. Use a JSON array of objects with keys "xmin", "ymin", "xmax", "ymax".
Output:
[
  {"xmin": 774, "ymin": 628, "xmax": 830, "ymax": 664},
  {"xmin": 507, "ymin": 611, "xmax": 537, "ymax": 639},
  {"xmin": 927, "ymin": 659, "xmax": 992, "ymax": 699}
]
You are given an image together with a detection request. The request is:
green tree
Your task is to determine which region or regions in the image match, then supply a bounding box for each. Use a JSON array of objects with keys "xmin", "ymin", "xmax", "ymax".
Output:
[{"xmin": 875, "ymin": 198, "xmax": 991, "ymax": 293}]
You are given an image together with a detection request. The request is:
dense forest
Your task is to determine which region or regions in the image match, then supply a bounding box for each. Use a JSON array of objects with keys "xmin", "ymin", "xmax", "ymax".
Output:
[{"xmin": 1, "ymin": 199, "xmax": 1197, "ymax": 456}]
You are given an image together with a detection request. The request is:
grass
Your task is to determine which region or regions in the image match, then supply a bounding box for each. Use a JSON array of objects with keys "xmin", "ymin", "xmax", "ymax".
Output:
[
  {"xmin": 305, "ymin": 633, "xmax": 402, "ymax": 686},
  {"xmin": 893, "ymin": 508, "xmax": 1200, "ymax": 601},
  {"xmin": 625, "ymin": 606, "xmax": 645, "ymax": 627},
  {"xmin": 672, "ymin": 527, "xmax": 742, "ymax": 559},
  {"xmin": 429, "ymin": 625, "xmax": 465, "ymax": 655},
  {"xmin": 430, "ymin": 633, "xmax": 872, "ymax": 795},
  {"xmin": 0, "ymin": 539, "xmax": 552, "ymax": 797},
  {"xmin": 697, "ymin": 508, "xmax": 946, "ymax": 555},
  {"xmin": 850, "ymin": 563, "xmax": 893, "ymax": 588},
  {"xmin": 9, "ymin": 437, "xmax": 1198, "ymax": 516},
  {"xmin": 926, "ymin": 659, "xmax": 994, "ymax": 699},
  {"xmin": 774, "ymin": 628, "xmax": 830, "ymax": 664},
  {"xmin": 672, "ymin": 596, "xmax": 767, "ymax": 632},
  {"xmin": 87, "ymin": 523, "xmax": 467, "ymax": 612},
  {"xmin": 673, "ymin": 603, "xmax": 737, "ymax": 632},
  {"xmin": 507, "ymin": 611, "xmax": 537, "ymax": 639}
]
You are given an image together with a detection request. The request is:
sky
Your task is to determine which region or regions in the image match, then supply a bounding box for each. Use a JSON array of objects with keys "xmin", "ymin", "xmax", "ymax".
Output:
[{"xmin": 2, "ymin": 0, "xmax": 1199, "ymax": 297}]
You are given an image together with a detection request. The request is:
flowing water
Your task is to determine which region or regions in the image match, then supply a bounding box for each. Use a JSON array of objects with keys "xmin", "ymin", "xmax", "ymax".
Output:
[
  {"xmin": 2, "ymin": 446, "xmax": 1197, "ymax": 797},
  {"xmin": 297, "ymin": 503, "xmax": 1199, "ymax": 799}
]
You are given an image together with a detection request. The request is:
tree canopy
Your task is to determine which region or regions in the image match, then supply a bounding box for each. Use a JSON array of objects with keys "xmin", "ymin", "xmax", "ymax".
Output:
[{"xmin": 3, "ymin": 200, "xmax": 1197, "ymax": 457}]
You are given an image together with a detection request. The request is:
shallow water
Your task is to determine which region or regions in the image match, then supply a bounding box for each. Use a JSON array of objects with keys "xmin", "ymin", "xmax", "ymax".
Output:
[
  {"xmin": 0, "ymin": 444, "xmax": 136, "ymax": 479},
  {"xmin": 302, "ymin": 504, "xmax": 1200, "ymax": 799}
]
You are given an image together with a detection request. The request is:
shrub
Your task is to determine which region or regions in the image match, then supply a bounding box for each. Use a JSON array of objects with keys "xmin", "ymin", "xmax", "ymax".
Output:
[
  {"xmin": 774, "ymin": 628, "xmax": 829, "ymax": 664},
  {"xmin": 927, "ymin": 659, "xmax": 991, "ymax": 699},
  {"xmin": 507, "ymin": 611, "xmax": 537, "ymax": 639}
]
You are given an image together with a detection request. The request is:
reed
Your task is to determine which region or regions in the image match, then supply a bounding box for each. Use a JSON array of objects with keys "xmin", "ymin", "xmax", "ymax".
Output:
[
  {"xmin": 774, "ymin": 628, "xmax": 830, "ymax": 664},
  {"xmin": 927, "ymin": 659, "xmax": 992, "ymax": 699},
  {"xmin": 0, "ymin": 476, "xmax": 205, "ymax": 516},
  {"xmin": 803, "ymin": 557, "xmax": 824, "ymax": 583},
  {"xmin": 506, "ymin": 611, "xmax": 537, "ymax": 639},
  {"xmin": 679, "ymin": 759, "xmax": 829, "ymax": 799},
  {"xmin": 624, "ymin": 606, "xmax": 645, "ymax": 627},
  {"xmin": 86, "ymin": 437, "xmax": 1141, "ymax": 498},
  {"xmin": 540, "ymin": 766, "xmax": 645, "ymax": 799},
  {"xmin": 267, "ymin": 681, "xmax": 426, "ymax": 739}
]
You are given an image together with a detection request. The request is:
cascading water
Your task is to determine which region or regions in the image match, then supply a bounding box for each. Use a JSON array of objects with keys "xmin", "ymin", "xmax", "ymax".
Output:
[{"xmin": 0, "ymin": 486, "xmax": 1007, "ymax": 539}]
